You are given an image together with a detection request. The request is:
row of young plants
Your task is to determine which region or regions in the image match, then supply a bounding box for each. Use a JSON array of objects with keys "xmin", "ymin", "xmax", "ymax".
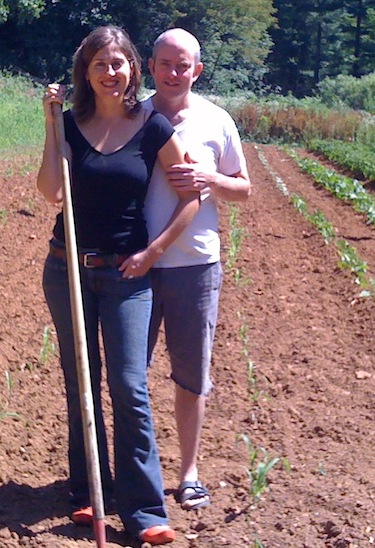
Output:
[
  {"xmin": 237, "ymin": 313, "xmax": 288, "ymax": 548},
  {"xmin": 287, "ymin": 149, "xmax": 375, "ymax": 226},
  {"xmin": 255, "ymin": 145, "xmax": 375, "ymax": 297},
  {"xmin": 223, "ymin": 203, "xmax": 288, "ymax": 548},
  {"xmin": 307, "ymin": 139, "xmax": 375, "ymax": 182}
]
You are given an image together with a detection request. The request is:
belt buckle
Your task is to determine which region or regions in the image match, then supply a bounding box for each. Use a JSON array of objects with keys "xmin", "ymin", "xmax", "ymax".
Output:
[{"xmin": 83, "ymin": 252, "xmax": 97, "ymax": 268}]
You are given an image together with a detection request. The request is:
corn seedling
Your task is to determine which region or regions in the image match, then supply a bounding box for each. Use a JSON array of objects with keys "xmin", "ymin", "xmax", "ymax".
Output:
[
  {"xmin": 227, "ymin": 226, "xmax": 246, "ymax": 269},
  {"xmin": 25, "ymin": 198, "xmax": 36, "ymax": 213},
  {"xmin": 238, "ymin": 433, "xmax": 281, "ymax": 500},
  {"xmin": 39, "ymin": 326, "xmax": 56, "ymax": 365},
  {"xmin": 239, "ymin": 321, "xmax": 249, "ymax": 349},
  {"xmin": 359, "ymin": 278, "xmax": 375, "ymax": 298},
  {"xmin": 318, "ymin": 461, "xmax": 327, "ymax": 476},
  {"xmin": 0, "ymin": 371, "xmax": 22, "ymax": 421},
  {"xmin": 253, "ymin": 539, "xmax": 265, "ymax": 548},
  {"xmin": 0, "ymin": 209, "xmax": 7, "ymax": 226},
  {"xmin": 233, "ymin": 266, "xmax": 252, "ymax": 287},
  {"xmin": 248, "ymin": 360, "xmax": 265, "ymax": 402},
  {"xmin": 226, "ymin": 205, "xmax": 247, "ymax": 272},
  {"xmin": 238, "ymin": 318, "xmax": 268, "ymax": 401}
]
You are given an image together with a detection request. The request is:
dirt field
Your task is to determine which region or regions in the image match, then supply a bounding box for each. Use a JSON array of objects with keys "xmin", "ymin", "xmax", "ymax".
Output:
[{"xmin": 0, "ymin": 144, "xmax": 374, "ymax": 548}]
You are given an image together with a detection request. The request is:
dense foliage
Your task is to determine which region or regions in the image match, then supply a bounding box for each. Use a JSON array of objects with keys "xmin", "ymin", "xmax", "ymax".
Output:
[
  {"xmin": 0, "ymin": 0, "xmax": 276, "ymax": 94},
  {"xmin": 317, "ymin": 72, "xmax": 375, "ymax": 112},
  {"xmin": 0, "ymin": 1, "xmax": 374, "ymax": 96},
  {"xmin": 267, "ymin": 0, "xmax": 375, "ymax": 96}
]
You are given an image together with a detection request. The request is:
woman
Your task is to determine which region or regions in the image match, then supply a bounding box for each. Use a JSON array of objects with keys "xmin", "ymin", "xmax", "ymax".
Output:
[{"xmin": 37, "ymin": 25, "xmax": 199, "ymax": 545}]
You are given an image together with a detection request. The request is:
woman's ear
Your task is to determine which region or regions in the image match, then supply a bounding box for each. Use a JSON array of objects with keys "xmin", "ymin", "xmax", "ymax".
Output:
[{"xmin": 129, "ymin": 60, "xmax": 135, "ymax": 77}]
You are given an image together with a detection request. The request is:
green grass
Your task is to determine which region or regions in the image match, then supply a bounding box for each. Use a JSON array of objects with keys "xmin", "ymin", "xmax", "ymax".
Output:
[
  {"xmin": 39, "ymin": 326, "xmax": 56, "ymax": 366},
  {"xmin": 0, "ymin": 72, "xmax": 45, "ymax": 154}
]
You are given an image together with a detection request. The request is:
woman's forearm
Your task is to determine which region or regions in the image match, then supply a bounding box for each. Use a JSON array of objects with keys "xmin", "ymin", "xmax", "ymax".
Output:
[
  {"xmin": 37, "ymin": 120, "xmax": 64, "ymax": 203},
  {"xmin": 147, "ymin": 193, "xmax": 200, "ymax": 261}
]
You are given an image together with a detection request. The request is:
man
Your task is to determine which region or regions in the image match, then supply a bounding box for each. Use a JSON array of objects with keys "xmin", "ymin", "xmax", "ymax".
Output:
[{"xmin": 143, "ymin": 28, "xmax": 250, "ymax": 511}]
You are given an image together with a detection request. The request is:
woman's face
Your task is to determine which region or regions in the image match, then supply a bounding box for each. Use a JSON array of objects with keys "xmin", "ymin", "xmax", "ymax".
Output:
[{"xmin": 86, "ymin": 43, "xmax": 133, "ymax": 103}]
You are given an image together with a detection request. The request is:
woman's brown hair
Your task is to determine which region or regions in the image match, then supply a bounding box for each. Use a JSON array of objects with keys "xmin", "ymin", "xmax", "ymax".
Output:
[{"xmin": 72, "ymin": 25, "xmax": 141, "ymax": 122}]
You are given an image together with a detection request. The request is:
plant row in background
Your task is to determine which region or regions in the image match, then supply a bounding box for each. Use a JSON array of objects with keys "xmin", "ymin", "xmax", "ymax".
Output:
[
  {"xmin": 288, "ymin": 149, "xmax": 375, "ymax": 226},
  {"xmin": 307, "ymin": 139, "xmax": 375, "ymax": 182},
  {"xmin": 255, "ymin": 145, "xmax": 375, "ymax": 297},
  {"xmin": 290, "ymin": 193, "xmax": 374, "ymax": 295}
]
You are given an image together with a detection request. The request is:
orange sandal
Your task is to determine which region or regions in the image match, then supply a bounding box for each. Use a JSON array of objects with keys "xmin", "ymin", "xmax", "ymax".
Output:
[
  {"xmin": 140, "ymin": 525, "xmax": 176, "ymax": 545},
  {"xmin": 72, "ymin": 506, "xmax": 94, "ymax": 526}
]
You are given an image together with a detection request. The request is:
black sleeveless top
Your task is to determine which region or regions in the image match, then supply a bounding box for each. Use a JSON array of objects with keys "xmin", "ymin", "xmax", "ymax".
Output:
[{"xmin": 52, "ymin": 109, "xmax": 174, "ymax": 254}]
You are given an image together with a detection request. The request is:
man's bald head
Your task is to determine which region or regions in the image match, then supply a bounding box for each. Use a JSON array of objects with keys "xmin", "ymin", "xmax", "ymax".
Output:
[{"xmin": 153, "ymin": 28, "xmax": 201, "ymax": 65}]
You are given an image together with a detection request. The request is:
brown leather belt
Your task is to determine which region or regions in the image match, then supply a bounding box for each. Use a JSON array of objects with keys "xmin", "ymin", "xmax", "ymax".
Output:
[{"xmin": 49, "ymin": 243, "xmax": 129, "ymax": 268}]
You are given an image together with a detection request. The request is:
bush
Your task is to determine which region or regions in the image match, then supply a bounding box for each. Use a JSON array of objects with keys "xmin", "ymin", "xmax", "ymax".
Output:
[{"xmin": 317, "ymin": 72, "xmax": 375, "ymax": 114}]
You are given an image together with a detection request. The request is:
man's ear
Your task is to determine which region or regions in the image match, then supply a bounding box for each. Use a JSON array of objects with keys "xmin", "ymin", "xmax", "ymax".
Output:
[
  {"xmin": 193, "ymin": 62, "xmax": 204, "ymax": 82},
  {"xmin": 148, "ymin": 58, "xmax": 155, "ymax": 75}
]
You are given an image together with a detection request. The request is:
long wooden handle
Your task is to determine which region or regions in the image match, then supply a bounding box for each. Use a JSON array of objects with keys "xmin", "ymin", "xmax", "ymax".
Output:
[{"xmin": 52, "ymin": 103, "xmax": 107, "ymax": 547}]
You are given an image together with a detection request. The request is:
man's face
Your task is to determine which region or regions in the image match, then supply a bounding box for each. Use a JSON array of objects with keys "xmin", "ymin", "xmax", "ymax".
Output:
[{"xmin": 148, "ymin": 42, "xmax": 203, "ymax": 100}]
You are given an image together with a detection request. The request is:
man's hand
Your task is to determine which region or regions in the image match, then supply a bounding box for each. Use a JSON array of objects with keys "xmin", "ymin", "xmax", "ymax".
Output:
[{"xmin": 166, "ymin": 163, "xmax": 214, "ymax": 194}]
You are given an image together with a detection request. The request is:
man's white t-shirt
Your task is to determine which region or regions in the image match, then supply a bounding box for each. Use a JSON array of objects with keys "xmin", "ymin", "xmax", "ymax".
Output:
[{"xmin": 143, "ymin": 93, "xmax": 247, "ymax": 268}]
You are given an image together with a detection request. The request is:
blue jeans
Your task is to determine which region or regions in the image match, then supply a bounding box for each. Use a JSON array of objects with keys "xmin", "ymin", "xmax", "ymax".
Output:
[{"xmin": 43, "ymin": 249, "xmax": 168, "ymax": 534}]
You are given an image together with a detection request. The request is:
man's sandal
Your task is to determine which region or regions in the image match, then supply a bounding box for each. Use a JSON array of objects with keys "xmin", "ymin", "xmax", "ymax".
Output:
[
  {"xmin": 176, "ymin": 480, "xmax": 211, "ymax": 511},
  {"xmin": 140, "ymin": 525, "xmax": 176, "ymax": 545}
]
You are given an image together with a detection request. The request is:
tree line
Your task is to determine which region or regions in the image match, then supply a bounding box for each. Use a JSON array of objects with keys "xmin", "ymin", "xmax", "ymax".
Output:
[{"xmin": 0, "ymin": 0, "xmax": 374, "ymax": 96}]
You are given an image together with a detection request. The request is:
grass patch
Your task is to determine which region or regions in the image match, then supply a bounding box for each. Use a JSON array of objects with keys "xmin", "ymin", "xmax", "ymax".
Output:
[{"xmin": 0, "ymin": 72, "xmax": 45, "ymax": 154}]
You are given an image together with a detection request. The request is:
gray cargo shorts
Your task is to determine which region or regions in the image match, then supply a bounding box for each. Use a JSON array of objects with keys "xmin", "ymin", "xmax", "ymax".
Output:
[{"xmin": 148, "ymin": 262, "xmax": 223, "ymax": 395}]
